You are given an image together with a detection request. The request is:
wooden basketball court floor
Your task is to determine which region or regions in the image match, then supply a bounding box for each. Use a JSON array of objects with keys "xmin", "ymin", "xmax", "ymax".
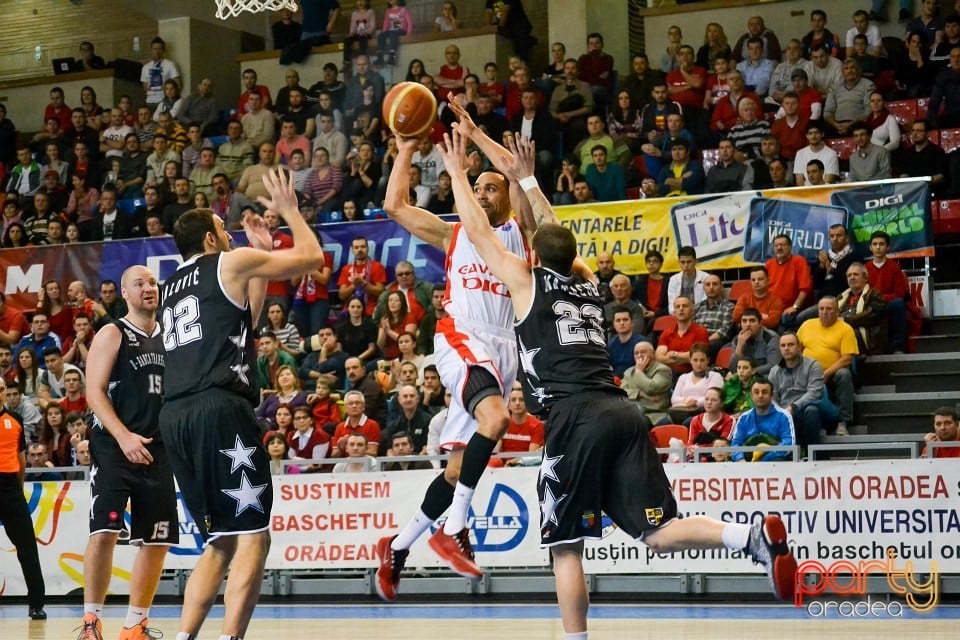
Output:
[{"xmin": 1, "ymin": 602, "xmax": 957, "ymax": 639}]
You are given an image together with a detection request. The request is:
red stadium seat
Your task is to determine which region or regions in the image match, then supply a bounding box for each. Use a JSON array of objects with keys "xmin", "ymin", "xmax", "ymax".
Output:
[
  {"xmin": 652, "ymin": 314, "xmax": 677, "ymax": 334},
  {"xmin": 886, "ymin": 99, "xmax": 917, "ymax": 126},
  {"xmin": 917, "ymin": 97, "xmax": 929, "ymax": 120},
  {"xmin": 825, "ymin": 137, "xmax": 856, "ymax": 160},
  {"xmin": 936, "ymin": 200, "xmax": 960, "ymax": 234},
  {"xmin": 715, "ymin": 346, "xmax": 734, "ymax": 371},
  {"xmin": 650, "ymin": 425, "xmax": 690, "ymax": 449},
  {"xmin": 940, "ymin": 128, "xmax": 960, "ymax": 153},
  {"xmin": 728, "ymin": 279, "xmax": 752, "ymax": 302},
  {"xmin": 633, "ymin": 155, "xmax": 648, "ymax": 178}
]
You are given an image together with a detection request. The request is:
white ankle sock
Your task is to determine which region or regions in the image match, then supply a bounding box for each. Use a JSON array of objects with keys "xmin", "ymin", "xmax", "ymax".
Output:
[
  {"xmin": 175, "ymin": 633, "xmax": 195, "ymax": 640},
  {"xmin": 442, "ymin": 483, "xmax": 475, "ymax": 535},
  {"xmin": 83, "ymin": 603, "xmax": 103, "ymax": 617},
  {"xmin": 565, "ymin": 632, "xmax": 588, "ymax": 639},
  {"xmin": 722, "ymin": 523, "xmax": 752, "ymax": 551},
  {"xmin": 392, "ymin": 510, "xmax": 434, "ymax": 550}
]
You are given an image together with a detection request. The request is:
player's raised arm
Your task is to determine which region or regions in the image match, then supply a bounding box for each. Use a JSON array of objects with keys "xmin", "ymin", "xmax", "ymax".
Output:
[
  {"xmin": 383, "ymin": 135, "xmax": 454, "ymax": 250},
  {"xmin": 438, "ymin": 129, "xmax": 533, "ymax": 312}
]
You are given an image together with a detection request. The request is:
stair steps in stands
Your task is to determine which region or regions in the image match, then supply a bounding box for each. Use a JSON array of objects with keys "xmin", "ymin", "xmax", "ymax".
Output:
[
  {"xmin": 853, "ymin": 391, "xmax": 957, "ymax": 435},
  {"xmin": 857, "ymin": 352, "xmax": 960, "ymax": 392}
]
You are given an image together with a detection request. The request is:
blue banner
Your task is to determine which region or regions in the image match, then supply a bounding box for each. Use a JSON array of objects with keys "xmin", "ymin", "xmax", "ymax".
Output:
[{"xmin": 742, "ymin": 197, "xmax": 848, "ymax": 263}]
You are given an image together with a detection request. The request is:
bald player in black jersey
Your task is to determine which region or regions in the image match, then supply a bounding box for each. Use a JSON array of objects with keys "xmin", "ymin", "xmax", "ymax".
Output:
[
  {"xmin": 82, "ymin": 265, "xmax": 173, "ymax": 640},
  {"xmin": 439, "ymin": 130, "xmax": 797, "ymax": 638},
  {"xmin": 159, "ymin": 169, "xmax": 325, "ymax": 640}
]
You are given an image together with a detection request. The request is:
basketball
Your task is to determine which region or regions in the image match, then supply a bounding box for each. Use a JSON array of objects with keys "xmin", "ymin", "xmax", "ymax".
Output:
[{"xmin": 382, "ymin": 82, "xmax": 438, "ymax": 138}]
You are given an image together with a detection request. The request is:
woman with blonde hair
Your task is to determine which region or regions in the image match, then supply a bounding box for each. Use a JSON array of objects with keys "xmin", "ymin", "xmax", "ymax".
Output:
[{"xmin": 697, "ymin": 23, "xmax": 731, "ymax": 70}]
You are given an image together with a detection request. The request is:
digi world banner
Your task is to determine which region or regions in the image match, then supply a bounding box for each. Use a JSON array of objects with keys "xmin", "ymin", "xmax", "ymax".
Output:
[{"xmin": 555, "ymin": 179, "xmax": 934, "ymax": 274}]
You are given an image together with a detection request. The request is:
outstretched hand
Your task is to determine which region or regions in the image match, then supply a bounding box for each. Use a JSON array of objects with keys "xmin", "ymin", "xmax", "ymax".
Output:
[
  {"xmin": 257, "ymin": 168, "xmax": 299, "ymax": 219},
  {"xmin": 437, "ymin": 129, "xmax": 472, "ymax": 174},
  {"xmin": 448, "ymin": 101, "xmax": 478, "ymax": 138},
  {"xmin": 395, "ymin": 135, "xmax": 420, "ymax": 154},
  {"xmin": 497, "ymin": 135, "xmax": 537, "ymax": 182}
]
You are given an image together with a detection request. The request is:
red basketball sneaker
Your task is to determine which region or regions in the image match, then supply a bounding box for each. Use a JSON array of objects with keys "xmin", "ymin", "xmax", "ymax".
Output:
[{"xmin": 428, "ymin": 528, "xmax": 483, "ymax": 579}]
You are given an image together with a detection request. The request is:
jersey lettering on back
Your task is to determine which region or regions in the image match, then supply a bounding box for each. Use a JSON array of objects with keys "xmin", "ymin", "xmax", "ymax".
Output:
[
  {"xmin": 514, "ymin": 267, "xmax": 623, "ymax": 417},
  {"xmin": 442, "ymin": 220, "xmax": 528, "ymax": 331},
  {"xmin": 160, "ymin": 253, "xmax": 258, "ymax": 406},
  {"xmin": 91, "ymin": 317, "xmax": 165, "ymax": 442}
]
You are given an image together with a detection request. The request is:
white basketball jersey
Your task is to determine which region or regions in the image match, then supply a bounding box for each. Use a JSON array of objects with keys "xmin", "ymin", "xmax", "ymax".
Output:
[{"xmin": 441, "ymin": 220, "xmax": 529, "ymax": 331}]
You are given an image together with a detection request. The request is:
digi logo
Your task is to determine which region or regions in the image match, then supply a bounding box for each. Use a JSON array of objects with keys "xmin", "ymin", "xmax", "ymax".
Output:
[{"xmin": 671, "ymin": 194, "xmax": 753, "ymax": 262}]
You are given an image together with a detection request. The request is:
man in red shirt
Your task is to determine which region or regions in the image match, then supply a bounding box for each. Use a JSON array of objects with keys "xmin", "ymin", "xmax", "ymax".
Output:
[
  {"xmin": 577, "ymin": 32, "xmax": 615, "ymax": 112},
  {"xmin": 666, "ymin": 45, "xmax": 708, "ymax": 142},
  {"xmin": 331, "ymin": 390, "xmax": 381, "ymax": 457},
  {"xmin": 765, "ymin": 234, "xmax": 813, "ymax": 328},
  {"xmin": 924, "ymin": 407, "xmax": 960, "ymax": 459},
  {"xmin": 655, "ymin": 296, "xmax": 710, "ymax": 374},
  {"xmin": 770, "ymin": 92, "xmax": 807, "ymax": 160},
  {"xmin": 501, "ymin": 387, "xmax": 544, "ymax": 463},
  {"xmin": 43, "ymin": 87, "xmax": 72, "ymax": 132},
  {"xmin": 864, "ymin": 230, "xmax": 913, "ymax": 354},
  {"xmin": 337, "ymin": 236, "xmax": 387, "ymax": 316},
  {"xmin": 237, "ymin": 68, "xmax": 273, "ymax": 116},
  {"xmin": 733, "ymin": 266, "xmax": 783, "ymax": 330},
  {"xmin": 0, "ymin": 292, "xmax": 29, "ymax": 347}
]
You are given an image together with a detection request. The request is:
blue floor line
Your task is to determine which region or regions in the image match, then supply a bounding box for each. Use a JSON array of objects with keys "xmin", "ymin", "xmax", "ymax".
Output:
[{"xmin": 4, "ymin": 603, "xmax": 959, "ymax": 621}]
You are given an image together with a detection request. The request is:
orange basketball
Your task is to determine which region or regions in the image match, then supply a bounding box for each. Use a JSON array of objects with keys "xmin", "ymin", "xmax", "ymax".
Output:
[{"xmin": 382, "ymin": 82, "xmax": 438, "ymax": 138}]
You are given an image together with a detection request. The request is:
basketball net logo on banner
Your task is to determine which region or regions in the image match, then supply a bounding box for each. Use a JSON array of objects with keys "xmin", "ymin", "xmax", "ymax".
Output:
[{"xmin": 215, "ymin": 0, "xmax": 298, "ymax": 20}]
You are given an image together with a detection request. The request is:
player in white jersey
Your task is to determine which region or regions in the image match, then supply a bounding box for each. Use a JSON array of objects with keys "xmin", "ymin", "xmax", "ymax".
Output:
[{"xmin": 375, "ymin": 104, "xmax": 561, "ymax": 600}]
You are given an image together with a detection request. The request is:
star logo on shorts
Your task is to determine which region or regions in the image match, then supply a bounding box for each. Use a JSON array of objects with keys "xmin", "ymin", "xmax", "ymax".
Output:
[
  {"xmin": 221, "ymin": 471, "xmax": 268, "ymax": 516},
  {"xmin": 539, "ymin": 450, "xmax": 562, "ymax": 484},
  {"xmin": 220, "ymin": 435, "xmax": 257, "ymax": 473},
  {"xmin": 538, "ymin": 449, "xmax": 566, "ymax": 529},
  {"xmin": 229, "ymin": 327, "xmax": 250, "ymax": 385},
  {"xmin": 89, "ymin": 463, "xmax": 99, "ymax": 485}
]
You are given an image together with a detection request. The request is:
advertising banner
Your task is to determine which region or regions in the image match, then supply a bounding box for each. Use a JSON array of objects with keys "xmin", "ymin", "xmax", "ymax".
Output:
[
  {"xmin": 555, "ymin": 179, "xmax": 934, "ymax": 274},
  {"xmin": 4, "ymin": 461, "xmax": 958, "ymax": 595}
]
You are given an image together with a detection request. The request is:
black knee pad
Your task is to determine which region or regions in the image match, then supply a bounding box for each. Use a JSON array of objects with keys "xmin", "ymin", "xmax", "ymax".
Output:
[{"xmin": 462, "ymin": 366, "xmax": 501, "ymax": 417}]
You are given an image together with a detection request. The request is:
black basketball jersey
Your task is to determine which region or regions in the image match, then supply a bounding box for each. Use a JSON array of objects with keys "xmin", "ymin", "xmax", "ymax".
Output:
[
  {"xmin": 514, "ymin": 267, "xmax": 624, "ymax": 417},
  {"xmin": 91, "ymin": 317, "xmax": 165, "ymax": 441},
  {"xmin": 160, "ymin": 253, "xmax": 259, "ymax": 406}
]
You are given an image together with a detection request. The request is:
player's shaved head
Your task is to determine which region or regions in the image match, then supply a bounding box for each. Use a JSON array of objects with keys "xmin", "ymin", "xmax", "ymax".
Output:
[{"xmin": 121, "ymin": 264, "xmax": 153, "ymax": 289}]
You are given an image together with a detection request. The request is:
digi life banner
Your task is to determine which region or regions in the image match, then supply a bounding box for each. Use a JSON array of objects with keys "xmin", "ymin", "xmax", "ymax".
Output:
[
  {"xmin": 555, "ymin": 179, "xmax": 934, "ymax": 274},
  {"xmin": 0, "ymin": 218, "xmax": 448, "ymax": 310}
]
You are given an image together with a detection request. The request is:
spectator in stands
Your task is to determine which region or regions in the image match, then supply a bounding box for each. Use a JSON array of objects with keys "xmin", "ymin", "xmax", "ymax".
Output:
[
  {"xmin": 865, "ymin": 230, "xmax": 912, "ymax": 354},
  {"xmin": 729, "ymin": 98, "xmax": 770, "ymax": 160},
  {"xmin": 500, "ymin": 388, "xmax": 544, "ymax": 464},
  {"xmin": 668, "ymin": 246, "xmax": 709, "ymax": 308},
  {"xmin": 705, "ymin": 138, "xmax": 754, "ymax": 193},
  {"xmin": 314, "ymin": 113, "xmax": 348, "ymax": 169},
  {"xmin": 237, "ymin": 142, "xmax": 280, "ymax": 204},
  {"xmin": 661, "ymin": 25, "xmax": 683, "ymax": 73},
  {"xmin": 176, "ymin": 78, "xmax": 217, "ymax": 135},
  {"xmin": 732, "ymin": 16, "xmax": 782, "ymax": 63},
  {"xmin": 435, "ymin": 45, "xmax": 469, "ymax": 104},
  {"xmin": 217, "ymin": 121, "xmax": 255, "ymax": 183},
  {"xmin": 838, "ymin": 261, "xmax": 888, "ymax": 355},
  {"xmin": 710, "ymin": 71, "xmax": 761, "ymax": 135},
  {"xmin": 14, "ymin": 308, "xmax": 62, "ymax": 360},
  {"xmin": 730, "ymin": 378, "xmax": 795, "ymax": 461},
  {"xmin": 802, "ymin": 10, "xmax": 840, "ymax": 59},
  {"xmin": 608, "ymin": 308, "xmax": 650, "ymax": 378},
  {"xmin": 897, "ymin": 119, "xmax": 947, "ymax": 198},
  {"xmin": 657, "ymin": 139, "xmax": 704, "ymax": 196},
  {"xmin": 241, "ymin": 93, "xmax": 275, "ymax": 150},
  {"xmin": 866, "ymin": 92, "xmax": 901, "ymax": 152},
  {"xmin": 30, "ymin": 119, "xmax": 62, "ymax": 164},
  {"xmin": 642, "ymin": 113, "xmax": 696, "ymax": 181},
  {"xmin": 804, "ymin": 45, "xmax": 843, "ymax": 98},
  {"xmin": 383, "ymin": 384, "xmax": 432, "ymax": 455},
  {"xmin": 634, "ymin": 249, "xmax": 669, "ymax": 322},
  {"xmin": 924, "ymin": 407, "xmax": 960, "ymax": 458},
  {"xmin": 768, "ymin": 332, "xmax": 824, "ymax": 450},
  {"xmin": 344, "ymin": 55, "xmax": 385, "ymax": 121},
  {"xmin": 737, "ymin": 37, "xmax": 775, "ymax": 97},
  {"xmin": 237, "ymin": 68, "xmax": 272, "ymax": 117},
  {"xmin": 144, "ymin": 133, "xmax": 180, "ymax": 185},
  {"xmin": 125, "ymin": 184, "xmax": 161, "ymax": 238},
  {"xmin": 4, "ymin": 382, "xmax": 41, "ymax": 443},
  {"xmin": 689, "ymin": 387, "xmax": 734, "ymax": 452},
  {"xmin": 623, "ymin": 53, "xmax": 665, "ymax": 109},
  {"xmin": 342, "ymin": 355, "xmax": 387, "ymax": 429},
  {"xmin": 767, "ymin": 233, "xmax": 814, "ymax": 326},
  {"xmin": 620, "ymin": 341, "xmax": 672, "ymax": 424},
  {"xmin": 471, "ymin": 93, "xmax": 509, "ymax": 144},
  {"xmin": 666, "ymin": 45, "xmax": 708, "ymax": 141},
  {"xmin": 783, "ymin": 69, "xmax": 824, "ymax": 123},
  {"xmin": 812, "ymin": 224, "xmax": 859, "ymax": 307},
  {"xmin": 667, "ymin": 343, "xmax": 723, "ymax": 423},
  {"xmin": 849, "ymin": 121, "xmax": 891, "ymax": 182},
  {"xmin": 161, "ymin": 176, "xmax": 194, "ymax": 232},
  {"xmin": 286, "ymin": 404, "xmax": 331, "ymax": 473},
  {"xmin": 606, "ymin": 90, "xmax": 644, "ymax": 159},
  {"xmin": 656, "ymin": 296, "xmax": 710, "ymax": 374},
  {"xmin": 604, "ymin": 274, "xmax": 646, "ymax": 335},
  {"xmin": 931, "ymin": 14, "xmax": 960, "ymax": 68},
  {"xmin": 22, "ymin": 193, "xmax": 56, "ymax": 245},
  {"xmin": 767, "ymin": 40, "xmax": 805, "ymax": 109},
  {"xmin": 697, "ymin": 23, "xmax": 732, "ymax": 71},
  {"xmin": 181, "ymin": 124, "xmax": 211, "ymax": 177},
  {"xmin": 383, "ymin": 431, "xmax": 433, "ymax": 470},
  {"xmin": 89, "ymin": 280, "xmax": 126, "ymax": 333},
  {"xmin": 152, "ymin": 80, "xmax": 183, "ymax": 124},
  {"xmin": 256, "ymin": 331, "xmax": 297, "ymax": 393},
  {"xmin": 303, "ymin": 147, "xmax": 343, "ymax": 214},
  {"xmin": 276, "ymin": 117, "xmax": 311, "ymax": 166},
  {"xmin": 7, "ymin": 148, "xmax": 41, "ymax": 198},
  {"xmin": 64, "ymin": 108, "xmax": 100, "ymax": 165},
  {"xmin": 584, "ymin": 146, "xmax": 625, "ymax": 202},
  {"xmin": 729, "ymin": 307, "xmax": 780, "ymax": 376},
  {"xmin": 794, "ymin": 122, "xmax": 840, "ymax": 185},
  {"xmin": 733, "ymin": 266, "xmax": 783, "ymax": 330},
  {"xmin": 929, "ymin": 47, "xmax": 960, "ymax": 128},
  {"xmin": 577, "ymin": 32, "xmax": 616, "ymax": 112},
  {"xmin": 722, "ymin": 359, "xmax": 755, "ymax": 417},
  {"xmin": 300, "ymin": 326, "xmax": 348, "ymax": 389},
  {"xmin": 44, "ymin": 87, "xmax": 72, "ymax": 133},
  {"xmin": 893, "ymin": 35, "xmax": 935, "ymax": 98},
  {"xmin": 0, "ymin": 294, "xmax": 27, "ymax": 348},
  {"xmin": 338, "ymin": 237, "xmax": 387, "ymax": 317},
  {"xmin": 823, "ymin": 59, "xmax": 875, "ymax": 137},
  {"xmin": 116, "ymin": 134, "xmax": 147, "ymax": 199},
  {"xmin": 510, "ymin": 89, "xmax": 556, "ymax": 188},
  {"xmin": 846, "ymin": 10, "xmax": 882, "ymax": 58},
  {"xmin": 141, "ymin": 37, "xmax": 180, "ymax": 107},
  {"xmin": 549, "ymin": 59, "xmax": 595, "ymax": 154},
  {"xmin": 805, "ymin": 159, "xmax": 827, "ymax": 185},
  {"xmin": 704, "ymin": 56, "xmax": 733, "ymax": 110},
  {"xmin": 134, "ymin": 106, "xmax": 157, "ymax": 152},
  {"xmin": 771, "ymin": 93, "xmax": 807, "ymax": 162},
  {"xmin": 797, "ymin": 297, "xmax": 858, "ymax": 436},
  {"xmin": 640, "ymin": 82, "xmax": 682, "ymax": 147},
  {"xmin": 693, "ymin": 274, "xmax": 734, "ymax": 357},
  {"xmin": 594, "ymin": 251, "xmax": 623, "ymax": 303},
  {"xmin": 906, "ymin": 0, "xmax": 944, "ymax": 51},
  {"xmin": 850, "ymin": 35, "xmax": 880, "ymax": 80},
  {"xmin": 37, "ymin": 347, "xmax": 82, "ymax": 411},
  {"xmin": 282, "ymin": 87, "xmax": 317, "ymax": 139},
  {"xmin": 373, "ymin": 261, "xmax": 431, "ymax": 326}
]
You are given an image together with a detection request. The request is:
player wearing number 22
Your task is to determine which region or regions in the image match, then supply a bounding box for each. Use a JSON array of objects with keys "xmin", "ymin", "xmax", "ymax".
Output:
[
  {"xmin": 158, "ymin": 169, "xmax": 326, "ymax": 640},
  {"xmin": 80, "ymin": 264, "xmax": 176, "ymax": 640}
]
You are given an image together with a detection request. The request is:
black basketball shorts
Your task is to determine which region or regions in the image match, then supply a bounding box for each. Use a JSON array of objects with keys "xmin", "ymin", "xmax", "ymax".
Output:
[
  {"xmin": 538, "ymin": 393, "xmax": 678, "ymax": 547},
  {"xmin": 159, "ymin": 387, "xmax": 273, "ymax": 543}
]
